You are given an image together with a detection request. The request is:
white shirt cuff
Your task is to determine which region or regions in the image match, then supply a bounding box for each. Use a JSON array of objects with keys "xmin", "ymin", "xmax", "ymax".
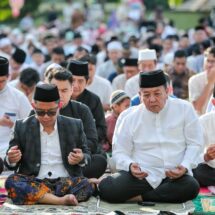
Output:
[{"xmin": 5, "ymin": 156, "xmax": 16, "ymax": 167}]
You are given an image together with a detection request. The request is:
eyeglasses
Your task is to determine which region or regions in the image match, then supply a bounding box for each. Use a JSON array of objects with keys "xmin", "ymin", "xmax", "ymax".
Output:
[{"xmin": 35, "ymin": 108, "xmax": 58, "ymax": 117}]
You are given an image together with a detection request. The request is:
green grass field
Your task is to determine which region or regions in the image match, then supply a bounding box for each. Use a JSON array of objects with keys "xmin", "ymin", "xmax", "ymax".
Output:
[
  {"xmin": 2, "ymin": 3, "xmax": 210, "ymax": 32},
  {"xmin": 158, "ymin": 11, "xmax": 209, "ymax": 30}
]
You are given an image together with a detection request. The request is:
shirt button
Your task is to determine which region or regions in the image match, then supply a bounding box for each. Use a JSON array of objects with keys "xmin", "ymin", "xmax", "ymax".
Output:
[{"xmin": 36, "ymin": 163, "xmax": 40, "ymax": 167}]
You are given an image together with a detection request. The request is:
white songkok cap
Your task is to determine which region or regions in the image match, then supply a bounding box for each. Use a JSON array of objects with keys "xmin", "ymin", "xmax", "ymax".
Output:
[
  {"xmin": 107, "ymin": 41, "xmax": 123, "ymax": 51},
  {"xmin": 0, "ymin": 38, "xmax": 11, "ymax": 48},
  {"xmin": 138, "ymin": 49, "xmax": 157, "ymax": 61}
]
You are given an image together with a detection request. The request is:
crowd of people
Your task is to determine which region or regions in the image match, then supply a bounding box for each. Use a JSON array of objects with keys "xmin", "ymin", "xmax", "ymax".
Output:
[{"xmin": 1, "ymin": 0, "xmax": 215, "ymax": 208}]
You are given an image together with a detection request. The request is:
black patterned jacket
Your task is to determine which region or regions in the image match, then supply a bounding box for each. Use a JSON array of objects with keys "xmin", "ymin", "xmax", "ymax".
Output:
[{"xmin": 4, "ymin": 115, "xmax": 91, "ymax": 177}]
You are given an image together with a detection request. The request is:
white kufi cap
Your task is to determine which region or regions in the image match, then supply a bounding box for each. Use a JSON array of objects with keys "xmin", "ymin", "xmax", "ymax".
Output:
[
  {"xmin": 0, "ymin": 38, "xmax": 11, "ymax": 48},
  {"xmin": 138, "ymin": 49, "xmax": 157, "ymax": 61},
  {"xmin": 107, "ymin": 41, "xmax": 123, "ymax": 51}
]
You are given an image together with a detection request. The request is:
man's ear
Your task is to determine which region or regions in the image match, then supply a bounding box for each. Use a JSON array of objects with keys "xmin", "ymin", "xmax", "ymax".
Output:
[
  {"xmin": 139, "ymin": 90, "xmax": 144, "ymax": 104},
  {"xmin": 58, "ymin": 101, "xmax": 63, "ymax": 109},
  {"xmin": 212, "ymin": 98, "xmax": 215, "ymax": 106},
  {"xmin": 31, "ymin": 102, "xmax": 35, "ymax": 109}
]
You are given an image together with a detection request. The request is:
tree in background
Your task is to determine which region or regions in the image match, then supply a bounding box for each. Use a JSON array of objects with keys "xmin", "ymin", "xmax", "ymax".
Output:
[
  {"xmin": 144, "ymin": 0, "xmax": 170, "ymax": 10},
  {"xmin": 20, "ymin": 0, "xmax": 42, "ymax": 17},
  {"xmin": 0, "ymin": 0, "xmax": 42, "ymax": 22},
  {"xmin": 168, "ymin": 0, "xmax": 184, "ymax": 9},
  {"xmin": 0, "ymin": 0, "xmax": 11, "ymax": 21}
]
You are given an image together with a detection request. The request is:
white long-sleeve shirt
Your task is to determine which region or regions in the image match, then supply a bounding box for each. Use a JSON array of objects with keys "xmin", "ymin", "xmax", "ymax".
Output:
[
  {"xmin": 37, "ymin": 122, "xmax": 69, "ymax": 179},
  {"xmin": 112, "ymin": 97, "xmax": 203, "ymax": 188},
  {"xmin": 87, "ymin": 75, "xmax": 112, "ymax": 106},
  {"xmin": 199, "ymin": 112, "xmax": 215, "ymax": 168},
  {"xmin": 124, "ymin": 74, "xmax": 139, "ymax": 98},
  {"xmin": 0, "ymin": 85, "xmax": 31, "ymax": 158}
]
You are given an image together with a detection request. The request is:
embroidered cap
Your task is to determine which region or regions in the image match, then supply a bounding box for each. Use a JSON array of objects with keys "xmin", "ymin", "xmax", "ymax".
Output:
[{"xmin": 110, "ymin": 90, "xmax": 130, "ymax": 105}]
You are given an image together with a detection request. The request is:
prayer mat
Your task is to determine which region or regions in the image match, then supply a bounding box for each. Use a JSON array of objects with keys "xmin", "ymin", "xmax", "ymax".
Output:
[
  {"xmin": 0, "ymin": 176, "xmax": 7, "ymax": 206},
  {"xmin": 192, "ymin": 194, "xmax": 215, "ymax": 215},
  {"xmin": 191, "ymin": 187, "xmax": 215, "ymax": 214},
  {"xmin": 0, "ymin": 196, "xmax": 194, "ymax": 215}
]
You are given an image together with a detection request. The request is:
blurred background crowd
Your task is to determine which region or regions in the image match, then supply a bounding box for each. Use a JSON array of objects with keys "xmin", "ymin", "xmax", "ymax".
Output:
[{"xmin": 1, "ymin": 0, "xmax": 215, "ymax": 154}]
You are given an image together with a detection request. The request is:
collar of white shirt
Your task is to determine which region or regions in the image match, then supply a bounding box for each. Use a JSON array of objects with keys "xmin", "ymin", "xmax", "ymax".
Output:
[{"xmin": 39, "ymin": 119, "xmax": 58, "ymax": 133}]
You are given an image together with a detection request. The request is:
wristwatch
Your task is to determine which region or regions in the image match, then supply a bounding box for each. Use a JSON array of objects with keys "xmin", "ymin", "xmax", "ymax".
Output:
[{"xmin": 79, "ymin": 156, "xmax": 88, "ymax": 167}]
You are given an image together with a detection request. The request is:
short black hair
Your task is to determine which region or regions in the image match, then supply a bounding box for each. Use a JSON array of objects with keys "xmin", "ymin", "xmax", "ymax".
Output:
[
  {"xmin": 48, "ymin": 69, "xmax": 73, "ymax": 84},
  {"xmin": 181, "ymin": 33, "xmax": 188, "ymax": 38},
  {"xmin": 202, "ymin": 39, "xmax": 213, "ymax": 50},
  {"xmin": 20, "ymin": 68, "xmax": 40, "ymax": 87},
  {"xmin": 60, "ymin": 61, "xmax": 69, "ymax": 68},
  {"xmin": 207, "ymin": 46, "xmax": 215, "ymax": 57},
  {"xmin": 52, "ymin": 47, "xmax": 65, "ymax": 56},
  {"xmin": 32, "ymin": 48, "xmax": 43, "ymax": 55},
  {"xmin": 73, "ymin": 31, "xmax": 82, "ymax": 39},
  {"xmin": 174, "ymin": 50, "xmax": 187, "ymax": 59},
  {"xmin": 75, "ymin": 46, "xmax": 89, "ymax": 54},
  {"xmin": 146, "ymin": 35, "xmax": 158, "ymax": 47},
  {"xmin": 149, "ymin": 44, "xmax": 163, "ymax": 54},
  {"xmin": 79, "ymin": 54, "xmax": 97, "ymax": 65},
  {"xmin": 192, "ymin": 44, "xmax": 202, "ymax": 55},
  {"xmin": 213, "ymin": 85, "xmax": 215, "ymax": 98},
  {"xmin": 195, "ymin": 25, "xmax": 205, "ymax": 31}
]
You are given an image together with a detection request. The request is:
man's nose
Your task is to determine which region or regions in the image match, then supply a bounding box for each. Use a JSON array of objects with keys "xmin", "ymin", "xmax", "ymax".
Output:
[
  {"xmin": 149, "ymin": 95, "xmax": 156, "ymax": 102},
  {"xmin": 73, "ymin": 82, "xmax": 78, "ymax": 88}
]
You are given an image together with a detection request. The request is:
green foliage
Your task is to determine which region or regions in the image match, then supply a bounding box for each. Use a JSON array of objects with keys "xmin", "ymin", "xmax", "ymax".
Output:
[
  {"xmin": 0, "ymin": 0, "xmax": 12, "ymax": 21},
  {"xmin": 168, "ymin": 0, "xmax": 183, "ymax": 8},
  {"xmin": 163, "ymin": 11, "xmax": 209, "ymax": 30},
  {"xmin": 0, "ymin": 0, "xmax": 42, "ymax": 21},
  {"xmin": 107, "ymin": 0, "xmax": 120, "ymax": 2},
  {"xmin": 20, "ymin": 0, "xmax": 42, "ymax": 16},
  {"xmin": 144, "ymin": 0, "xmax": 170, "ymax": 10}
]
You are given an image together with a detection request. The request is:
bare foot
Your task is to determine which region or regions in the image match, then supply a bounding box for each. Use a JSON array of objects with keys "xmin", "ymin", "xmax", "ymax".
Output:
[{"xmin": 62, "ymin": 194, "xmax": 78, "ymax": 206}]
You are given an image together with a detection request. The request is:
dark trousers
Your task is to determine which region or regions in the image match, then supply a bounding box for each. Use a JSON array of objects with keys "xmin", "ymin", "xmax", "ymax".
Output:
[
  {"xmin": 98, "ymin": 171, "xmax": 199, "ymax": 203},
  {"xmin": 82, "ymin": 154, "xmax": 107, "ymax": 178},
  {"xmin": 0, "ymin": 157, "xmax": 3, "ymax": 174},
  {"xmin": 193, "ymin": 163, "xmax": 215, "ymax": 186}
]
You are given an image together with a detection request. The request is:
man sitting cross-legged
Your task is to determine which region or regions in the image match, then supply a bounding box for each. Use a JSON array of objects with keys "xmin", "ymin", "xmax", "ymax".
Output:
[
  {"xmin": 193, "ymin": 86, "xmax": 215, "ymax": 187},
  {"xmin": 4, "ymin": 84, "xmax": 95, "ymax": 205},
  {"xmin": 48, "ymin": 68, "xmax": 107, "ymax": 178},
  {"xmin": 99, "ymin": 70, "xmax": 203, "ymax": 203}
]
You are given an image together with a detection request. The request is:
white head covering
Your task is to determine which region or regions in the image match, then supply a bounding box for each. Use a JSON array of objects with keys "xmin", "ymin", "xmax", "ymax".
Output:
[
  {"xmin": 110, "ymin": 90, "xmax": 130, "ymax": 105},
  {"xmin": 107, "ymin": 41, "xmax": 123, "ymax": 52},
  {"xmin": 45, "ymin": 63, "xmax": 62, "ymax": 73},
  {"xmin": 138, "ymin": 49, "xmax": 157, "ymax": 61},
  {"xmin": 0, "ymin": 38, "xmax": 11, "ymax": 48},
  {"xmin": 163, "ymin": 53, "xmax": 174, "ymax": 65}
]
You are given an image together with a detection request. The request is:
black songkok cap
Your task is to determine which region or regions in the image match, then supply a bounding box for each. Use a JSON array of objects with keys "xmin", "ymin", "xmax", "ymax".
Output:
[
  {"xmin": 120, "ymin": 58, "xmax": 138, "ymax": 67},
  {"xmin": 67, "ymin": 60, "xmax": 89, "ymax": 76},
  {"xmin": 34, "ymin": 84, "xmax": 60, "ymax": 102},
  {"xmin": 12, "ymin": 48, "xmax": 26, "ymax": 64},
  {"xmin": 0, "ymin": 56, "xmax": 9, "ymax": 76},
  {"xmin": 139, "ymin": 70, "xmax": 167, "ymax": 88}
]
